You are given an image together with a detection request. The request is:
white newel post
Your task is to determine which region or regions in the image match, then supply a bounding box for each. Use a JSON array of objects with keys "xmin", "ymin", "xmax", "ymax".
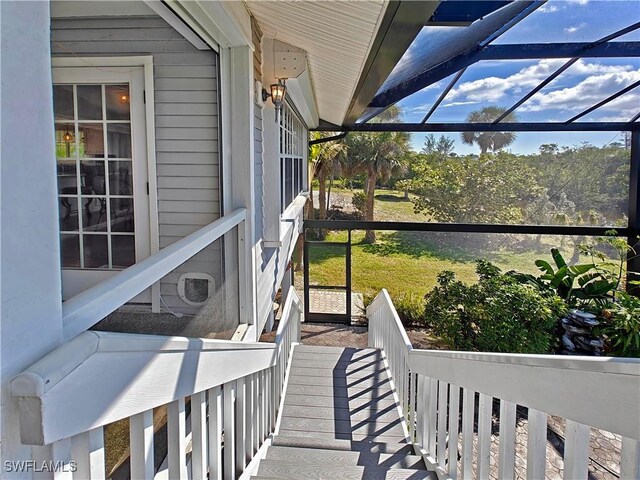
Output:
[{"xmin": 1, "ymin": 1, "xmax": 65, "ymax": 476}]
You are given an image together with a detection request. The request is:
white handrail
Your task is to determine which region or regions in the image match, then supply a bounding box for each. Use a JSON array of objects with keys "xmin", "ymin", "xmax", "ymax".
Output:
[
  {"xmin": 63, "ymin": 208, "xmax": 246, "ymax": 340},
  {"xmin": 10, "ymin": 331, "xmax": 275, "ymax": 445}
]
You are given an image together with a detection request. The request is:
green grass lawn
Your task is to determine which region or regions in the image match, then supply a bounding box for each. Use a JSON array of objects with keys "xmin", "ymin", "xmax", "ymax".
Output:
[{"xmin": 309, "ymin": 188, "xmax": 601, "ymax": 303}]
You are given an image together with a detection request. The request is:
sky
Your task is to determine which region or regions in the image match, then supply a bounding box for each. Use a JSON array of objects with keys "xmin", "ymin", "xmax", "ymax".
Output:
[{"xmin": 391, "ymin": 0, "xmax": 640, "ymax": 154}]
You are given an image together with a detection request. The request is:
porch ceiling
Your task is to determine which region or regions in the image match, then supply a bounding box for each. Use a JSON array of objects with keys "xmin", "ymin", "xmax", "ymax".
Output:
[{"xmin": 246, "ymin": 0, "xmax": 388, "ymax": 126}]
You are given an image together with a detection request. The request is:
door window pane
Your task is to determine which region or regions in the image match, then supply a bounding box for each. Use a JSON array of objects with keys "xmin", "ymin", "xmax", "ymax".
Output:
[
  {"xmin": 83, "ymin": 235, "xmax": 109, "ymax": 268},
  {"xmin": 54, "ymin": 85, "xmax": 74, "ymax": 121},
  {"xmin": 59, "ymin": 197, "xmax": 79, "ymax": 232},
  {"xmin": 77, "ymin": 85, "xmax": 103, "ymax": 120},
  {"xmin": 57, "ymin": 160, "xmax": 77, "ymax": 193},
  {"xmin": 61, "ymin": 234, "xmax": 81, "ymax": 268},
  {"xmin": 109, "ymin": 161, "xmax": 133, "ymax": 195},
  {"xmin": 81, "ymin": 160, "xmax": 106, "ymax": 196},
  {"xmin": 112, "ymin": 236, "xmax": 135, "ymax": 268},
  {"xmin": 110, "ymin": 198, "xmax": 134, "ymax": 233},
  {"xmin": 79, "ymin": 124, "xmax": 104, "ymax": 158},
  {"xmin": 105, "ymin": 84, "xmax": 131, "ymax": 120},
  {"xmin": 107, "ymin": 123, "xmax": 132, "ymax": 158},
  {"xmin": 82, "ymin": 198, "xmax": 108, "ymax": 232},
  {"xmin": 56, "ymin": 125, "xmax": 78, "ymax": 158}
]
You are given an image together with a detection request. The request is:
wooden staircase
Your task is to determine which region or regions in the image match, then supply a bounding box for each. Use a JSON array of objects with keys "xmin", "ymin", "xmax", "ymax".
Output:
[{"xmin": 250, "ymin": 344, "xmax": 436, "ymax": 479}]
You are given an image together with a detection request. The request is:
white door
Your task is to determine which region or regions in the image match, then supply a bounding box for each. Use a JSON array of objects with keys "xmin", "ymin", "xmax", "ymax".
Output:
[{"xmin": 52, "ymin": 66, "xmax": 151, "ymax": 300}]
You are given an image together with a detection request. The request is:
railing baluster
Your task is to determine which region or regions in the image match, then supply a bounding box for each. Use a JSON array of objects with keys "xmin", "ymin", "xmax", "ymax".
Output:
[
  {"xmin": 437, "ymin": 381, "xmax": 448, "ymax": 468},
  {"xmin": 417, "ymin": 374, "xmax": 426, "ymax": 448},
  {"xmin": 235, "ymin": 377, "xmax": 246, "ymax": 473},
  {"xmin": 50, "ymin": 438, "xmax": 73, "ymax": 480},
  {"xmin": 564, "ymin": 420, "xmax": 590, "ymax": 480},
  {"xmin": 477, "ymin": 393, "xmax": 493, "ymax": 480},
  {"xmin": 428, "ymin": 378, "xmax": 438, "ymax": 455},
  {"xmin": 191, "ymin": 391, "xmax": 208, "ymax": 480},
  {"xmin": 448, "ymin": 385, "xmax": 460, "ymax": 480},
  {"xmin": 223, "ymin": 382, "xmax": 236, "ymax": 480},
  {"xmin": 245, "ymin": 373, "xmax": 254, "ymax": 458},
  {"xmin": 262, "ymin": 368, "xmax": 268, "ymax": 440},
  {"xmin": 253, "ymin": 372, "xmax": 261, "ymax": 453},
  {"xmin": 130, "ymin": 410, "xmax": 154, "ymax": 480},
  {"xmin": 526, "ymin": 408, "xmax": 547, "ymax": 480},
  {"xmin": 208, "ymin": 386, "xmax": 223, "ymax": 480},
  {"xmin": 409, "ymin": 372, "xmax": 417, "ymax": 442},
  {"xmin": 461, "ymin": 389, "xmax": 475, "ymax": 480},
  {"xmin": 621, "ymin": 436, "xmax": 640, "ymax": 479},
  {"xmin": 498, "ymin": 400, "xmax": 517, "ymax": 480},
  {"xmin": 167, "ymin": 398, "xmax": 187, "ymax": 479},
  {"xmin": 71, "ymin": 427, "xmax": 105, "ymax": 480}
]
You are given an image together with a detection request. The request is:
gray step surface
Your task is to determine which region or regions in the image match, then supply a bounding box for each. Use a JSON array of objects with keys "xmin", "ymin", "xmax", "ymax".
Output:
[
  {"xmin": 265, "ymin": 446, "xmax": 427, "ymax": 469},
  {"xmin": 256, "ymin": 460, "xmax": 436, "ymax": 480},
  {"xmin": 254, "ymin": 345, "xmax": 431, "ymax": 478},
  {"xmin": 271, "ymin": 435, "xmax": 417, "ymax": 454}
]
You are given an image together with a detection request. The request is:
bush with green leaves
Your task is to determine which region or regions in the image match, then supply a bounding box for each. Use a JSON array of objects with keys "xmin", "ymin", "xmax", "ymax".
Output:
[
  {"xmin": 600, "ymin": 292, "xmax": 640, "ymax": 357},
  {"xmin": 424, "ymin": 261, "xmax": 567, "ymax": 353},
  {"xmin": 392, "ymin": 292, "xmax": 426, "ymax": 328}
]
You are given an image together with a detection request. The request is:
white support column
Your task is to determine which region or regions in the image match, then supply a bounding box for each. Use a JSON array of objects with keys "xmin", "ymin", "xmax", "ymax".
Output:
[
  {"xmin": 621, "ymin": 437, "xmax": 640, "ymax": 480},
  {"xmin": 1, "ymin": 0, "xmax": 65, "ymax": 467},
  {"xmin": 261, "ymin": 38, "xmax": 282, "ymax": 247},
  {"xmin": 228, "ymin": 45, "xmax": 257, "ymax": 335}
]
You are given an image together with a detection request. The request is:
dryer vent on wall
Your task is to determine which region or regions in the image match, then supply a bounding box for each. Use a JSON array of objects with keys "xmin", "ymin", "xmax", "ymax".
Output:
[{"xmin": 177, "ymin": 273, "xmax": 215, "ymax": 306}]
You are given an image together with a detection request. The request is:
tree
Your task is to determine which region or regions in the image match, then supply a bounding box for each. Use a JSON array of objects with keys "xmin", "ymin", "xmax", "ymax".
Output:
[
  {"xmin": 410, "ymin": 150, "xmax": 541, "ymax": 224},
  {"xmin": 344, "ymin": 106, "xmax": 411, "ymax": 243},
  {"xmin": 309, "ymin": 132, "xmax": 346, "ymax": 221},
  {"xmin": 422, "ymin": 134, "xmax": 454, "ymax": 157},
  {"xmin": 461, "ymin": 106, "xmax": 517, "ymax": 154}
]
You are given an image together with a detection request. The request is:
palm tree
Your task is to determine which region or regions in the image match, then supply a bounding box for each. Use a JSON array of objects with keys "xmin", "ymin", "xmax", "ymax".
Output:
[
  {"xmin": 461, "ymin": 106, "xmax": 517, "ymax": 154},
  {"xmin": 309, "ymin": 133, "xmax": 346, "ymax": 221},
  {"xmin": 345, "ymin": 106, "xmax": 411, "ymax": 243}
]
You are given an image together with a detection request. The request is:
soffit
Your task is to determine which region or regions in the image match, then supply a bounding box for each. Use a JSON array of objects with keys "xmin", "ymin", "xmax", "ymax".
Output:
[{"xmin": 246, "ymin": 0, "xmax": 388, "ymax": 126}]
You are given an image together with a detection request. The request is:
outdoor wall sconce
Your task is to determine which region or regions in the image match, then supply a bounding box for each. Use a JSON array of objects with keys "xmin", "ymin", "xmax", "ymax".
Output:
[
  {"xmin": 262, "ymin": 79, "xmax": 286, "ymax": 110},
  {"xmin": 63, "ymin": 128, "xmax": 74, "ymax": 143}
]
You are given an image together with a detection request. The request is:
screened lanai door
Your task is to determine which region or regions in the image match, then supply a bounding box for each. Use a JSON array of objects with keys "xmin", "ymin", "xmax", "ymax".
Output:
[{"xmin": 53, "ymin": 66, "xmax": 151, "ymax": 301}]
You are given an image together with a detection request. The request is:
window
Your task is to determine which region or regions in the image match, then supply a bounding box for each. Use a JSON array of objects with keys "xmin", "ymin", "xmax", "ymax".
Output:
[{"xmin": 279, "ymin": 101, "xmax": 307, "ymax": 212}]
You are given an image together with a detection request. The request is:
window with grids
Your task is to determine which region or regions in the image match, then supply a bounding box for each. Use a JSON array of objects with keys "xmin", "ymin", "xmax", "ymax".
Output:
[
  {"xmin": 54, "ymin": 83, "xmax": 136, "ymax": 270},
  {"xmin": 279, "ymin": 101, "xmax": 307, "ymax": 212}
]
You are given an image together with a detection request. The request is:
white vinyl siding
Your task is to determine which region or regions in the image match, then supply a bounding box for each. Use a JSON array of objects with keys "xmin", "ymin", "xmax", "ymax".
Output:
[{"xmin": 51, "ymin": 15, "xmax": 221, "ymax": 313}]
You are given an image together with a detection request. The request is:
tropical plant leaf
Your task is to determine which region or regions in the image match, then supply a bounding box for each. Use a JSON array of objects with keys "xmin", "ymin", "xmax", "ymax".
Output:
[
  {"xmin": 535, "ymin": 260, "xmax": 554, "ymax": 276},
  {"xmin": 551, "ymin": 248, "xmax": 567, "ymax": 269},
  {"xmin": 568, "ymin": 264, "xmax": 595, "ymax": 276}
]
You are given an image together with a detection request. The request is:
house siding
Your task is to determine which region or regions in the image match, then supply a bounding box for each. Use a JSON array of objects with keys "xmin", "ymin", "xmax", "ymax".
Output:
[{"xmin": 51, "ymin": 15, "xmax": 222, "ymax": 313}]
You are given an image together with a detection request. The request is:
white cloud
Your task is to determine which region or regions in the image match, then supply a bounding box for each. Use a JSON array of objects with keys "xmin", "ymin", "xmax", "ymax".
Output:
[
  {"xmin": 539, "ymin": 4, "xmax": 559, "ymax": 13},
  {"xmin": 566, "ymin": 0, "xmax": 589, "ymax": 4},
  {"xmin": 446, "ymin": 59, "xmax": 636, "ymax": 107},
  {"xmin": 520, "ymin": 70, "xmax": 640, "ymax": 115},
  {"xmin": 441, "ymin": 101, "xmax": 479, "ymax": 108},
  {"xmin": 564, "ymin": 23, "xmax": 586, "ymax": 33}
]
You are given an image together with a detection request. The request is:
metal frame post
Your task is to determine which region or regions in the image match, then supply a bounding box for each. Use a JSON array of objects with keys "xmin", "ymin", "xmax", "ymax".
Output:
[{"xmin": 628, "ymin": 131, "xmax": 640, "ymax": 295}]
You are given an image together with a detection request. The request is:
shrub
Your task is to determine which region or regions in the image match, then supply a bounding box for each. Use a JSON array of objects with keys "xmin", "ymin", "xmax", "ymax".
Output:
[
  {"xmin": 352, "ymin": 192, "xmax": 366, "ymax": 218},
  {"xmin": 601, "ymin": 292, "xmax": 640, "ymax": 357},
  {"xmin": 424, "ymin": 261, "xmax": 567, "ymax": 353},
  {"xmin": 393, "ymin": 292, "xmax": 426, "ymax": 328}
]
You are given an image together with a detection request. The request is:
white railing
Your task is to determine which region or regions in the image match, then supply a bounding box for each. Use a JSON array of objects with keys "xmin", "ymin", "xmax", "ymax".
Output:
[
  {"xmin": 63, "ymin": 208, "xmax": 247, "ymax": 340},
  {"xmin": 367, "ymin": 289, "xmax": 640, "ymax": 480},
  {"xmin": 10, "ymin": 289, "xmax": 303, "ymax": 480}
]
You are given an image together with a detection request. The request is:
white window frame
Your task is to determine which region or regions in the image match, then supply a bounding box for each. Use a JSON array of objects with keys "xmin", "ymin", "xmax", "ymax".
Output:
[
  {"xmin": 279, "ymin": 101, "xmax": 308, "ymax": 214},
  {"xmin": 52, "ymin": 56, "xmax": 160, "ymax": 307}
]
